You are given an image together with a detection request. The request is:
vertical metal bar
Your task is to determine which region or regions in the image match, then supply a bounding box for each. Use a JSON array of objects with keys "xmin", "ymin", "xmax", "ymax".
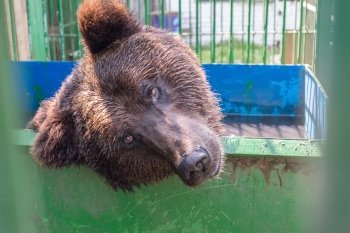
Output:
[
  {"xmin": 281, "ymin": 0, "xmax": 287, "ymax": 64},
  {"xmin": 138, "ymin": 0, "xmax": 141, "ymax": 18},
  {"xmin": 246, "ymin": 0, "xmax": 252, "ymax": 63},
  {"xmin": 189, "ymin": 0, "xmax": 192, "ymax": 47},
  {"xmin": 144, "ymin": 0, "xmax": 148, "ymax": 25},
  {"xmin": 48, "ymin": 0, "xmax": 56, "ymax": 60},
  {"xmin": 241, "ymin": 0, "xmax": 245, "ymax": 62},
  {"xmin": 211, "ymin": 0, "xmax": 216, "ymax": 63},
  {"xmin": 303, "ymin": 0, "xmax": 308, "ymax": 64},
  {"xmin": 252, "ymin": 0, "xmax": 256, "ymax": 63},
  {"xmin": 57, "ymin": 0, "xmax": 66, "ymax": 60},
  {"xmin": 220, "ymin": 0, "xmax": 224, "ymax": 63},
  {"xmin": 298, "ymin": 0, "xmax": 305, "ymax": 63},
  {"xmin": 229, "ymin": 0, "xmax": 234, "ymax": 63},
  {"xmin": 8, "ymin": 0, "xmax": 18, "ymax": 60},
  {"xmin": 178, "ymin": 0, "xmax": 182, "ymax": 35},
  {"xmin": 126, "ymin": 0, "xmax": 130, "ymax": 8},
  {"xmin": 161, "ymin": 0, "xmax": 165, "ymax": 28},
  {"xmin": 199, "ymin": 0, "xmax": 202, "ymax": 61},
  {"xmin": 263, "ymin": 0, "xmax": 269, "ymax": 64},
  {"xmin": 41, "ymin": 0, "xmax": 50, "ymax": 60},
  {"xmin": 75, "ymin": 0, "xmax": 82, "ymax": 58},
  {"xmin": 293, "ymin": 0, "xmax": 298, "ymax": 63},
  {"xmin": 195, "ymin": 0, "xmax": 199, "ymax": 55},
  {"xmin": 272, "ymin": 0, "xmax": 276, "ymax": 64}
]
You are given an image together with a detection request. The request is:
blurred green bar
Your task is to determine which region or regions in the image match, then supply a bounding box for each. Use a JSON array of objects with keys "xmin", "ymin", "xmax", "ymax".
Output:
[
  {"xmin": 298, "ymin": 0, "xmax": 304, "ymax": 64},
  {"xmin": 57, "ymin": 0, "xmax": 66, "ymax": 60},
  {"xmin": 178, "ymin": 0, "xmax": 182, "ymax": 35},
  {"xmin": 0, "ymin": 2, "xmax": 39, "ymax": 232},
  {"xmin": 317, "ymin": 1, "xmax": 350, "ymax": 232},
  {"xmin": 0, "ymin": 2, "xmax": 16, "ymax": 231},
  {"xmin": 41, "ymin": 0, "xmax": 50, "ymax": 60},
  {"xmin": 246, "ymin": 0, "xmax": 252, "ymax": 63},
  {"xmin": 211, "ymin": 0, "xmax": 216, "ymax": 63},
  {"xmin": 126, "ymin": 0, "xmax": 130, "ymax": 8},
  {"xmin": 281, "ymin": 0, "xmax": 287, "ymax": 64},
  {"xmin": 229, "ymin": 0, "xmax": 234, "ymax": 64},
  {"xmin": 161, "ymin": 0, "xmax": 165, "ymax": 28},
  {"xmin": 195, "ymin": 0, "xmax": 199, "ymax": 55},
  {"xmin": 263, "ymin": 0, "xmax": 269, "ymax": 64}
]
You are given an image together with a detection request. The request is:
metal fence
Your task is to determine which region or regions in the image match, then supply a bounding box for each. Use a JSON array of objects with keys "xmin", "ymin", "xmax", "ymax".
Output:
[{"xmin": 6, "ymin": 0, "xmax": 318, "ymax": 67}]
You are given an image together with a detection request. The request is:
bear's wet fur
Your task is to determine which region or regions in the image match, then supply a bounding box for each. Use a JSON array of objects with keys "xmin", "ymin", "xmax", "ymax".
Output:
[{"xmin": 29, "ymin": 0, "xmax": 225, "ymax": 191}]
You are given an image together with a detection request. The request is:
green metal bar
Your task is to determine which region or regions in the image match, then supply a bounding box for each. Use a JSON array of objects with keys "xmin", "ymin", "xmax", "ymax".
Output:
[
  {"xmin": 75, "ymin": 0, "xmax": 82, "ymax": 58},
  {"xmin": 26, "ymin": 0, "xmax": 47, "ymax": 60},
  {"xmin": 272, "ymin": 0, "xmax": 276, "ymax": 64},
  {"xmin": 263, "ymin": 0, "xmax": 269, "ymax": 64},
  {"xmin": 281, "ymin": 0, "xmax": 287, "ymax": 64},
  {"xmin": 57, "ymin": 0, "xmax": 66, "ymax": 60},
  {"xmin": 315, "ymin": 0, "xmax": 332, "ymax": 91},
  {"xmin": 14, "ymin": 130, "xmax": 323, "ymax": 158},
  {"xmin": 241, "ymin": 0, "xmax": 245, "ymax": 62},
  {"xmin": 8, "ymin": 0, "xmax": 18, "ymax": 60},
  {"xmin": 220, "ymin": 0, "xmax": 224, "ymax": 63},
  {"xmin": 298, "ymin": 0, "xmax": 305, "ymax": 64},
  {"xmin": 42, "ymin": 0, "xmax": 50, "ymax": 60},
  {"xmin": 223, "ymin": 137, "xmax": 323, "ymax": 158},
  {"xmin": 211, "ymin": 0, "xmax": 216, "ymax": 63},
  {"xmin": 229, "ymin": 0, "xmax": 234, "ymax": 63},
  {"xmin": 189, "ymin": 0, "xmax": 192, "ymax": 47},
  {"xmin": 251, "ymin": 0, "xmax": 256, "ymax": 63},
  {"xmin": 161, "ymin": 0, "xmax": 165, "ymax": 28},
  {"xmin": 246, "ymin": 0, "xmax": 252, "ymax": 63},
  {"xmin": 126, "ymin": 0, "xmax": 130, "ymax": 8},
  {"xmin": 195, "ymin": 0, "xmax": 199, "ymax": 55},
  {"xmin": 293, "ymin": 0, "xmax": 298, "ymax": 63},
  {"xmin": 199, "ymin": 0, "xmax": 202, "ymax": 62},
  {"xmin": 144, "ymin": 0, "xmax": 148, "ymax": 25},
  {"xmin": 178, "ymin": 0, "xmax": 182, "ymax": 35}
]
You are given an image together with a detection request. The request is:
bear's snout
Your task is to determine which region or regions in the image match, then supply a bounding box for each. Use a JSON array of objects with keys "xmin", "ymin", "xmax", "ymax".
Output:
[{"xmin": 176, "ymin": 147, "xmax": 213, "ymax": 186}]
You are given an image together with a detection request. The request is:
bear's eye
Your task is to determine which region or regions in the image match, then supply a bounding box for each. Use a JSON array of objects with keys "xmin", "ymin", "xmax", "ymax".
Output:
[
  {"xmin": 150, "ymin": 87, "xmax": 159, "ymax": 102},
  {"xmin": 123, "ymin": 135, "xmax": 134, "ymax": 144}
]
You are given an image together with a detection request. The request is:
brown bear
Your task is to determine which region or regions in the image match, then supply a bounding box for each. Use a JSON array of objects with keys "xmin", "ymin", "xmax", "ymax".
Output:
[{"xmin": 29, "ymin": 0, "xmax": 225, "ymax": 191}]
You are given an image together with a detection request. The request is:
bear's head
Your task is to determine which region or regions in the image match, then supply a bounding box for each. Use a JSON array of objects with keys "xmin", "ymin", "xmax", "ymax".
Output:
[{"xmin": 30, "ymin": 0, "xmax": 225, "ymax": 191}]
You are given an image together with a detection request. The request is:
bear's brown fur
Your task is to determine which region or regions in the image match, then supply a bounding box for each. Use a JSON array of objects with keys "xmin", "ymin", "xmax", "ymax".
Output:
[{"xmin": 29, "ymin": 0, "xmax": 225, "ymax": 191}]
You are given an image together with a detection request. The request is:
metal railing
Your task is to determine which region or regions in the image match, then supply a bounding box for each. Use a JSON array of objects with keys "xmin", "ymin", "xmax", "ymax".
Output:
[{"xmin": 6, "ymin": 0, "xmax": 318, "ymax": 67}]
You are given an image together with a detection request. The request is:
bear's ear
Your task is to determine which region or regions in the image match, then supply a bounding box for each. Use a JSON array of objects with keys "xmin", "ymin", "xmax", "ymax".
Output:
[
  {"xmin": 77, "ymin": 0, "xmax": 141, "ymax": 54},
  {"xmin": 31, "ymin": 104, "xmax": 81, "ymax": 168}
]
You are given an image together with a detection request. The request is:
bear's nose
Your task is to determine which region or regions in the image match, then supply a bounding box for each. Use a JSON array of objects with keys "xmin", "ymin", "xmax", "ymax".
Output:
[{"xmin": 177, "ymin": 147, "xmax": 212, "ymax": 185}]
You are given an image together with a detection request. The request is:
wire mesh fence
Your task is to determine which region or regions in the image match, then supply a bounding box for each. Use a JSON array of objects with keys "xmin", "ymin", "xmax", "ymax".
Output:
[{"xmin": 7, "ymin": 0, "xmax": 318, "ymax": 67}]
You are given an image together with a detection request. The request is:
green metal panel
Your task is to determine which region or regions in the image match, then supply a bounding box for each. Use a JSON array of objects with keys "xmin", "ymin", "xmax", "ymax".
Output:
[{"xmin": 12, "ymin": 130, "xmax": 322, "ymax": 233}]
